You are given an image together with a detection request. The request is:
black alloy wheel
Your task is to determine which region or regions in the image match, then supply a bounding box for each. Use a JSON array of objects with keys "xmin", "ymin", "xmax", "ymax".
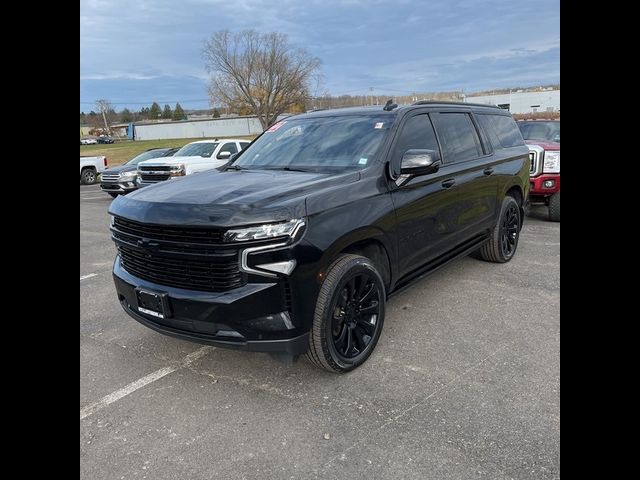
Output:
[
  {"xmin": 331, "ymin": 272, "xmax": 381, "ymax": 361},
  {"xmin": 500, "ymin": 203, "xmax": 520, "ymax": 258}
]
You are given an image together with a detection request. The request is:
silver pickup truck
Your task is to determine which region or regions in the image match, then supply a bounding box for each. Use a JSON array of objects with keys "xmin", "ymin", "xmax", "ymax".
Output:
[{"xmin": 80, "ymin": 155, "xmax": 108, "ymax": 184}]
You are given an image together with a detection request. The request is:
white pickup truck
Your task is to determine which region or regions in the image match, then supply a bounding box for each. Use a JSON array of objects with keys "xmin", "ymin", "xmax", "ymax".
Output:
[
  {"xmin": 136, "ymin": 139, "xmax": 250, "ymax": 187},
  {"xmin": 80, "ymin": 155, "xmax": 108, "ymax": 184}
]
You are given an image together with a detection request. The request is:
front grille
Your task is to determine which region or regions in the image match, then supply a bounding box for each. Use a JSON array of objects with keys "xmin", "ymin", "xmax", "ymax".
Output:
[
  {"xmin": 101, "ymin": 173, "xmax": 120, "ymax": 182},
  {"xmin": 112, "ymin": 216, "xmax": 244, "ymax": 292},
  {"xmin": 139, "ymin": 174, "xmax": 170, "ymax": 182},
  {"xmin": 139, "ymin": 165, "xmax": 174, "ymax": 172},
  {"xmin": 529, "ymin": 152, "xmax": 536, "ymax": 174}
]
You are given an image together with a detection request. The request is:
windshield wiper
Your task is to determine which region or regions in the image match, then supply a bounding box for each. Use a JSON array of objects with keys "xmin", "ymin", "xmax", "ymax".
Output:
[
  {"xmin": 261, "ymin": 166, "xmax": 314, "ymax": 173},
  {"xmin": 225, "ymin": 164, "xmax": 247, "ymax": 171}
]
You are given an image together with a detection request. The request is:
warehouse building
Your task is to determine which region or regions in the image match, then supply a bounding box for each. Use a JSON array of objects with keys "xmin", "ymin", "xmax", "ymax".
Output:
[{"xmin": 467, "ymin": 89, "xmax": 560, "ymax": 114}]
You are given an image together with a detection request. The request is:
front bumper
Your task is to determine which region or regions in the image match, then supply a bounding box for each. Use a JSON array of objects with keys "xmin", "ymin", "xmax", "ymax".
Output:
[
  {"xmin": 112, "ymin": 256, "xmax": 310, "ymax": 355},
  {"xmin": 100, "ymin": 180, "xmax": 138, "ymax": 194},
  {"xmin": 529, "ymin": 173, "xmax": 560, "ymax": 197}
]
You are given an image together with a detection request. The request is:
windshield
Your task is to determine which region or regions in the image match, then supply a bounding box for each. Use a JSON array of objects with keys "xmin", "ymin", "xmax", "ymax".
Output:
[
  {"xmin": 234, "ymin": 115, "xmax": 393, "ymax": 172},
  {"xmin": 518, "ymin": 121, "xmax": 560, "ymax": 143},
  {"xmin": 174, "ymin": 142, "xmax": 219, "ymax": 157},
  {"xmin": 126, "ymin": 150, "xmax": 169, "ymax": 165}
]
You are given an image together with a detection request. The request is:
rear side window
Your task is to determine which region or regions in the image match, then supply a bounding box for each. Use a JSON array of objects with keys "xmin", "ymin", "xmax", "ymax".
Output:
[
  {"xmin": 431, "ymin": 113, "xmax": 482, "ymax": 163},
  {"xmin": 477, "ymin": 114, "xmax": 525, "ymax": 149},
  {"xmin": 240, "ymin": 142, "xmax": 250, "ymax": 150},
  {"xmin": 393, "ymin": 114, "xmax": 439, "ymax": 161}
]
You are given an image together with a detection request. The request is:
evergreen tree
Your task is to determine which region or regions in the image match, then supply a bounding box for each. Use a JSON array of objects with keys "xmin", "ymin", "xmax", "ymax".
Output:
[
  {"xmin": 173, "ymin": 103, "xmax": 186, "ymax": 120},
  {"xmin": 149, "ymin": 102, "xmax": 162, "ymax": 118},
  {"xmin": 162, "ymin": 104, "xmax": 172, "ymax": 119},
  {"xmin": 120, "ymin": 108, "xmax": 133, "ymax": 123},
  {"xmin": 212, "ymin": 108, "xmax": 221, "ymax": 118}
]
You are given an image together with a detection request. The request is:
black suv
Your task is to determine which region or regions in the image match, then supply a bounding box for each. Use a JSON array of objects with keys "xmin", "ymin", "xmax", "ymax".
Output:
[{"xmin": 109, "ymin": 102, "xmax": 529, "ymax": 373}]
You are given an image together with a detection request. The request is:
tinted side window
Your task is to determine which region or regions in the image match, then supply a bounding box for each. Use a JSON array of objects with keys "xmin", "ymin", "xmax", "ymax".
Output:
[
  {"xmin": 431, "ymin": 113, "xmax": 482, "ymax": 163},
  {"xmin": 479, "ymin": 114, "xmax": 525, "ymax": 149},
  {"xmin": 240, "ymin": 142, "xmax": 250, "ymax": 150},
  {"xmin": 393, "ymin": 114, "xmax": 439, "ymax": 161},
  {"xmin": 476, "ymin": 115, "xmax": 502, "ymax": 150}
]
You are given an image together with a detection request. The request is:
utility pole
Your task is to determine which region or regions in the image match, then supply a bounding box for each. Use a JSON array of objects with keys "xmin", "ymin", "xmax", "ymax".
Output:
[
  {"xmin": 369, "ymin": 87, "xmax": 374, "ymax": 106},
  {"xmin": 96, "ymin": 99, "xmax": 111, "ymax": 134}
]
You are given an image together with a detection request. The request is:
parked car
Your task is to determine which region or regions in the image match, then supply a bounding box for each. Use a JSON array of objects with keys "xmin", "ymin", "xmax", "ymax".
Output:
[
  {"xmin": 109, "ymin": 102, "xmax": 529, "ymax": 372},
  {"xmin": 80, "ymin": 138, "xmax": 98, "ymax": 145},
  {"xmin": 100, "ymin": 148, "xmax": 178, "ymax": 198},
  {"xmin": 517, "ymin": 119, "xmax": 560, "ymax": 221},
  {"xmin": 525, "ymin": 139, "xmax": 560, "ymax": 221},
  {"xmin": 96, "ymin": 136, "xmax": 115, "ymax": 144},
  {"xmin": 136, "ymin": 138, "xmax": 251, "ymax": 187},
  {"xmin": 80, "ymin": 155, "xmax": 108, "ymax": 184}
]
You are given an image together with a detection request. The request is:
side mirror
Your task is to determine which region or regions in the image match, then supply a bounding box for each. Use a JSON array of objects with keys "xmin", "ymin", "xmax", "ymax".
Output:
[
  {"xmin": 229, "ymin": 152, "xmax": 239, "ymax": 161},
  {"xmin": 400, "ymin": 149, "xmax": 441, "ymax": 176},
  {"xmin": 217, "ymin": 151, "xmax": 232, "ymax": 160}
]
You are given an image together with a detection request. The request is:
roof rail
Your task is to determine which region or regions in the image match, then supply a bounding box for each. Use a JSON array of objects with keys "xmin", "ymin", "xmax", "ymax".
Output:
[{"xmin": 411, "ymin": 100, "xmax": 501, "ymax": 109}]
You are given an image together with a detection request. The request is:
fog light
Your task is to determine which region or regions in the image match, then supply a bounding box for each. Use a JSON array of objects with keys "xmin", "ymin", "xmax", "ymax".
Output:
[{"xmin": 543, "ymin": 180, "xmax": 555, "ymax": 188}]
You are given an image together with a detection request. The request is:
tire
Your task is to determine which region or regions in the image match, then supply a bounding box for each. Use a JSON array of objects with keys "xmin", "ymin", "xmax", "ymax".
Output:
[
  {"xmin": 108, "ymin": 192, "xmax": 119, "ymax": 198},
  {"xmin": 80, "ymin": 168, "xmax": 97, "ymax": 185},
  {"xmin": 548, "ymin": 192, "xmax": 560, "ymax": 222},
  {"xmin": 476, "ymin": 195, "xmax": 522, "ymax": 263},
  {"xmin": 306, "ymin": 254, "xmax": 386, "ymax": 373}
]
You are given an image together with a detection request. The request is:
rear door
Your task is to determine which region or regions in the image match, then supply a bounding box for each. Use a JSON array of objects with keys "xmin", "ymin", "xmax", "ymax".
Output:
[{"xmin": 430, "ymin": 110, "xmax": 497, "ymax": 242}]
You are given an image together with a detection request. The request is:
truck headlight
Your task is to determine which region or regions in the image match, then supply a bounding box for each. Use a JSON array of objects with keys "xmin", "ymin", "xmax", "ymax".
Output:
[
  {"xmin": 169, "ymin": 164, "xmax": 186, "ymax": 177},
  {"xmin": 543, "ymin": 151, "xmax": 560, "ymax": 173},
  {"xmin": 224, "ymin": 219, "xmax": 306, "ymax": 242}
]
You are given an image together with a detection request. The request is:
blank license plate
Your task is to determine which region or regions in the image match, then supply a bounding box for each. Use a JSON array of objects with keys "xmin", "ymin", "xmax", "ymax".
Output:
[{"xmin": 136, "ymin": 289, "xmax": 166, "ymax": 319}]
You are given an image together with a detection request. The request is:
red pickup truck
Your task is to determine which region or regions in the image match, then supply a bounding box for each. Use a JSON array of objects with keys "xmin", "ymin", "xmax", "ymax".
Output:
[{"xmin": 518, "ymin": 120, "xmax": 560, "ymax": 221}]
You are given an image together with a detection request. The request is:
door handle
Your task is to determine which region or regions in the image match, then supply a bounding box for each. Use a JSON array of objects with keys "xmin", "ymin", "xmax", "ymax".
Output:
[
  {"xmin": 441, "ymin": 178, "xmax": 456, "ymax": 189},
  {"xmin": 483, "ymin": 167, "xmax": 494, "ymax": 175}
]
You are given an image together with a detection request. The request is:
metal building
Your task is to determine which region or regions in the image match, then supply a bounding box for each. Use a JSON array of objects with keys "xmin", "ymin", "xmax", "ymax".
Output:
[
  {"xmin": 467, "ymin": 89, "xmax": 560, "ymax": 114},
  {"xmin": 132, "ymin": 116, "xmax": 265, "ymax": 141}
]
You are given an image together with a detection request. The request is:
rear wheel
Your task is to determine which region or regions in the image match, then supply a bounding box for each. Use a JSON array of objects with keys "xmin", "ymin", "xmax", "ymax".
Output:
[
  {"xmin": 306, "ymin": 254, "xmax": 385, "ymax": 373},
  {"xmin": 80, "ymin": 168, "xmax": 97, "ymax": 184},
  {"xmin": 476, "ymin": 195, "xmax": 521, "ymax": 263},
  {"xmin": 548, "ymin": 192, "xmax": 560, "ymax": 222}
]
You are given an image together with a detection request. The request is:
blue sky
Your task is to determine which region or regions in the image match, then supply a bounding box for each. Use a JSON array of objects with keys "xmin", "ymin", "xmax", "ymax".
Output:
[{"xmin": 80, "ymin": 0, "xmax": 559, "ymax": 112}]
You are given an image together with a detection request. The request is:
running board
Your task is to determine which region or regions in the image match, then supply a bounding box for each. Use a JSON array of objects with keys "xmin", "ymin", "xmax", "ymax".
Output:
[{"xmin": 389, "ymin": 233, "xmax": 490, "ymax": 298}]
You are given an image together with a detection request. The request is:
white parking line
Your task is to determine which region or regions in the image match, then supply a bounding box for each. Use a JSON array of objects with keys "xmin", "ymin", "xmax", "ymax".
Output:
[
  {"xmin": 80, "ymin": 346, "xmax": 212, "ymax": 420},
  {"xmin": 80, "ymin": 273, "xmax": 98, "ymax": 280}
]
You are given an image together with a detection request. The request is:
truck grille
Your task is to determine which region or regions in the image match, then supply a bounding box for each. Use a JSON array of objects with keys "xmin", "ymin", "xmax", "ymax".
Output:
[
  {"xmin": 139, "ymin": 173, "xmax": 170, "ymax": 182},
  {"xmin": 111, "ymin": 216, "xmax": 245, "ymax": 292}
]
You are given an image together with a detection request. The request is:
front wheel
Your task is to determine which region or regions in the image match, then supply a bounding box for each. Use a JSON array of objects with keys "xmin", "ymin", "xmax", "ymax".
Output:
[
  {"xmin": 476, "ymin": 195, "xmax": 522, "ymax": 263},
  {"xmin": 548, "ymin": 192, "xmax": 560, "ymax": 222},
  {"xmin": 108, "ymin": 192, "xmax": 119, "ymax": 198},
  {"xmin": 306, "ymin": 254, "xmax": 386, "ymax": 373}
]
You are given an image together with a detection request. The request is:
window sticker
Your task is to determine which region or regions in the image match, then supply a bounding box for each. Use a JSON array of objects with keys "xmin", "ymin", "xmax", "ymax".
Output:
[
  {"xmin": 358, "ymin": 158, "xmax": 368, "ymax": 165},
  {"xmin": 267, "ymin": 121, "xmax": 286, "ymax": 132},
  {"xmin": 374, "ymin": 122, "xmax": 384, "ymax": 129}
]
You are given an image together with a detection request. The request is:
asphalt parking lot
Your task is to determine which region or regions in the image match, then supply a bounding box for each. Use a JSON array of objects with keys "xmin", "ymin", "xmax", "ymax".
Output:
[{"xmin": 80, "ymin": 183, "xmax": 560, "ymax": 480}]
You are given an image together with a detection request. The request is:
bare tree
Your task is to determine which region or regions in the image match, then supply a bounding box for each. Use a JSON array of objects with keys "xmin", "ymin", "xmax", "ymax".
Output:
[{"xmin": 202, "ymin": 30, "xmax": 321, "ymax": 129}]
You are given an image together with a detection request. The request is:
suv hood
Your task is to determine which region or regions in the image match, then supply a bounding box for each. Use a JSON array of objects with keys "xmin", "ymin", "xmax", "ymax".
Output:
[
  {"xmin": 104, "ymin": 164, "xmax": 137, "ymax": 174},
  {"xmin": 109, "ymin": 168, "xmax": 360, "ymax": 227},
  {"xmin": 138, "ymin": 155, "xmax": 208, "ymax": 166}
]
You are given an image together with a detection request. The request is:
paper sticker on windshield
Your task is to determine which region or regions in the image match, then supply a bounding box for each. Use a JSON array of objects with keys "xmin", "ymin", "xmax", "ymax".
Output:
[
  {"xmin": 374, "ymin": 122, "xmax": 384, "ymax": 129},
  {"xmin": 359, "ymin": 158, "xmax": 368, "ymax": 165},
  {"xmin": 267, "ymin": 121, "xmax": 286, "ymax": 132}
]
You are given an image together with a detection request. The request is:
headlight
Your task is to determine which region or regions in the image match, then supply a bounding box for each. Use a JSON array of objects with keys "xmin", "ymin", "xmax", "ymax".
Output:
[
  {"xmin": 169, "ymin": 164, "xmax": 186, "ymax": 177},
  {"xmin": 224, "ymin": 219, "xmax": 306, "ymax": 242},
  {"xmin": 543, "ymin": 151, "xmax": 560, "ymax": 173},
  {"xmin": 119, "ymin": 172, "xmax": 137, "ymax": 180}
]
